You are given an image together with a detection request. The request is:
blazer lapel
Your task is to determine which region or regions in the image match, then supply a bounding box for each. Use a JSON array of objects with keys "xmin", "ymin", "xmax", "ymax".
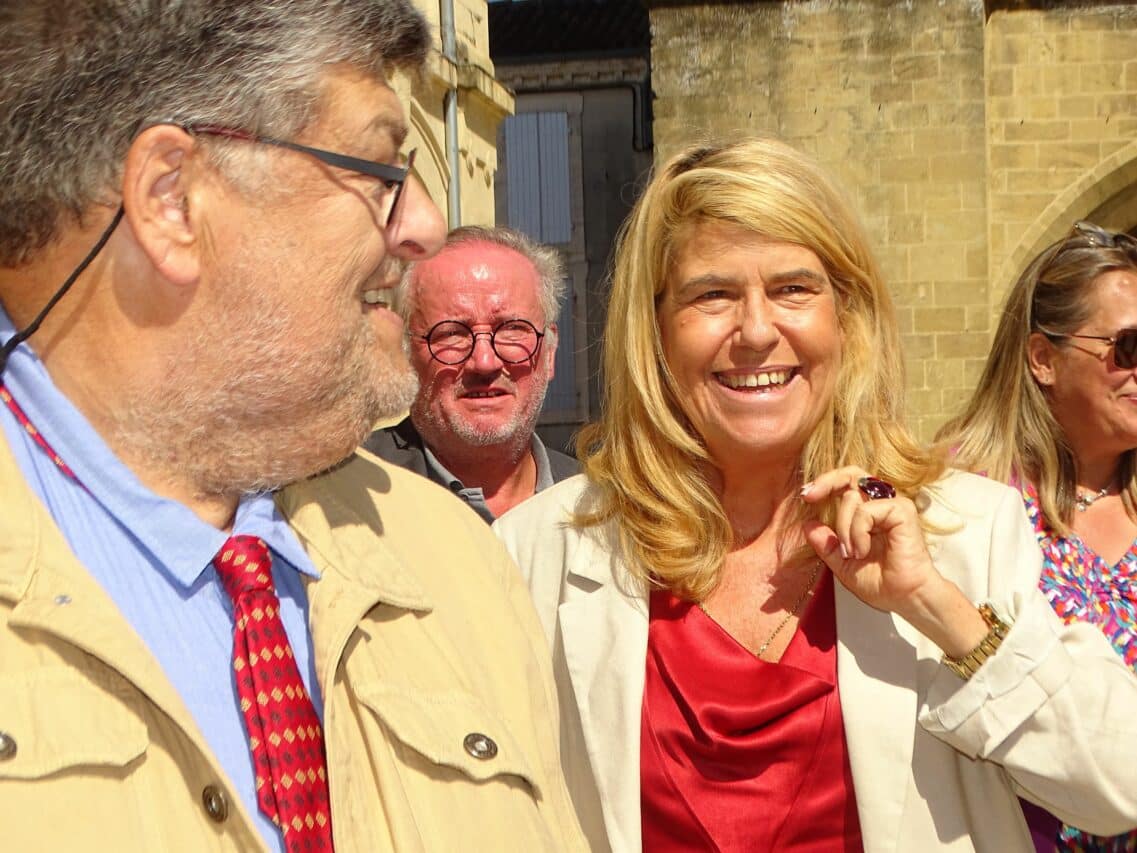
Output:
[
  {"xmin": 835, "ymin": 582, "xmax": 919, "ymax": 853},
  {"xmin": 557, "ymin": 529, "xmax": 649, "ymax": 853}
]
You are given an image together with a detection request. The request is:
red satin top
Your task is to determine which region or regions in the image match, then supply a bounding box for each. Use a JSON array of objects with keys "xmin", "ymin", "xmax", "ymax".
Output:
[{"xmin": 641, "ymin": 572, "xmax": 863, "ymax": 852}]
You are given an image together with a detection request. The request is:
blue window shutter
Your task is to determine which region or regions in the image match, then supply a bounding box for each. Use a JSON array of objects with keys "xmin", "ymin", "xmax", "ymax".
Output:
[
  {"xmin": 503, "ymin": 111, "xmax": 570, "ymax": 245},
  {"xmin": 543, "ymin": 284, "xmax": 576, "ymax": 415}
]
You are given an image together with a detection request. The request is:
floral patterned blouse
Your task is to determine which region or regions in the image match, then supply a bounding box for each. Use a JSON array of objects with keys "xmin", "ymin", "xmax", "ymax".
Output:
[{"xmin": 1022, "ymin": 483, "xmax": 1137, "ymax": 853}]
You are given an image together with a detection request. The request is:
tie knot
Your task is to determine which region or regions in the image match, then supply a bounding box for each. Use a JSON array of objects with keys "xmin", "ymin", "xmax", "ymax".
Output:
[{"xmin": 213, "ymin": 535, "xmax": 274, "ymax": 601}]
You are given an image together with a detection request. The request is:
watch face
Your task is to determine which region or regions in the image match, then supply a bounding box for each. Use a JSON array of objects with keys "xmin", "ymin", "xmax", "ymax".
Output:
[
  {"xmin": 978, "ymin": 604, "xmax": 1010, "ymax": 634},
  {"xmin": 944, "ymin": 605, "xmax": 1008, "ymax": 679}
]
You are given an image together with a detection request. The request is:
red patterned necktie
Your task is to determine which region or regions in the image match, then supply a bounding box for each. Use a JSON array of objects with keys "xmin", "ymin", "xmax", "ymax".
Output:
[{"xmin": 213, "ymin": 535, "xmax": 334, "ymax": 851}]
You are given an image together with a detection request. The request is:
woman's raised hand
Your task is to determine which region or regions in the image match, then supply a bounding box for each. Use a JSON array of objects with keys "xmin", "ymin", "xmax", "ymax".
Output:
[{"xmin": 800, "ymin": 467, "xmax": 988, "ymax": 659}]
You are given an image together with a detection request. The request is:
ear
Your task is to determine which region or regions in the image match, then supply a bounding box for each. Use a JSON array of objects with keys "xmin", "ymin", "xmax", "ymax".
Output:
[
  {"xmin": 1027, "ymin": 331, "xmax": 1057, "ymax": 387},
  {"xmin": 120, "ymin": 124, "xmax": 201, "ymax": 286},
  {"xmin": 543, "ymin": 323, "xmax": 558, "ymax": 379},
  {"xmin": 405, "ymin": 308, "xmax": 433, "ymax": 372}
]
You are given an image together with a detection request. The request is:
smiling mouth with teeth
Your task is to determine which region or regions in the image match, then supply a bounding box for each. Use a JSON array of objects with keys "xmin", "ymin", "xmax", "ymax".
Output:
[
  {"xmin": 716, "ymin": 369, "xmax": 794, "ymax": 390},
  {"xmin": 463, "ymin": 389, "xmax": 506, "ymax": 398}
]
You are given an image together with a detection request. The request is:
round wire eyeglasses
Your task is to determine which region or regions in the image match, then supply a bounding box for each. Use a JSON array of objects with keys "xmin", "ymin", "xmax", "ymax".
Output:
[{"xmin": 415, "ymin": 319, "xmax": 545, "ymax": 365}]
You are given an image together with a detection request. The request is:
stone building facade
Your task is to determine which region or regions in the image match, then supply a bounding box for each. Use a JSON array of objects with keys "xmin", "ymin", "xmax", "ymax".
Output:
[
  {"xmin": 649, "ymin": 0, "xmax": 1137, "ymax": 439},
  {"xmin": 397, "ymin": 0, "xmax": 514, "ymax": 228},
  {"xmin": 489, "ymin": 0, "xmax": 653, "ymax": 452}
]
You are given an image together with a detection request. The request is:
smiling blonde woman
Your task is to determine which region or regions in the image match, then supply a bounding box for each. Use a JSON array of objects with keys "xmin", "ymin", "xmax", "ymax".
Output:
[{"xmin": 494, "ymin": 137, "xmax": 1137, "ymax": 853}]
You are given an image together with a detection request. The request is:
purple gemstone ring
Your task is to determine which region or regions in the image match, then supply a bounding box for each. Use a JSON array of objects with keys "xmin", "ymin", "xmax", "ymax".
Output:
[{"xmin": 857, "ymin": 476, "xmax": 897, "ymax": 501}]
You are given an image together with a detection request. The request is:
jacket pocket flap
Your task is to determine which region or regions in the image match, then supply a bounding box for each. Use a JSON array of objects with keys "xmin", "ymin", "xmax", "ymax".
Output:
[
  {"xmin": 0, "ymin": 667, "xmax": 148, "ymax": 779},
  {"xmin": 356, "ymin": 684, "xmax": 541, "ymax": 793}
]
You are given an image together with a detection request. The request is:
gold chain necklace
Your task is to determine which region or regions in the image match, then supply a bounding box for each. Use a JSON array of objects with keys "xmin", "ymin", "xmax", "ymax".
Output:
[{"xmin": 699, "ymin": 561, "xmax": 823, "ymax": 659}]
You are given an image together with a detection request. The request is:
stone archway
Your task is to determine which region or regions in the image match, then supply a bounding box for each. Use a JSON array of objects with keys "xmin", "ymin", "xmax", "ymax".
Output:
[{"xmin": 991, "ymin": 139, "xmax": 1137, "ymax": 312}]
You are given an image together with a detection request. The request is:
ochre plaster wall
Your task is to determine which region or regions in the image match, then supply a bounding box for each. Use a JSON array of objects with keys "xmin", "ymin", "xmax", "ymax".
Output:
[{"xmin": 397, "ymin": 0, "xmax": 513, "ymax": 229}]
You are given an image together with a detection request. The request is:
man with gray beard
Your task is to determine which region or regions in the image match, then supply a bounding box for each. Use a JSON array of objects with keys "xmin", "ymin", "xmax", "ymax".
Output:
[
  {"xmin": 0, "ymin": 3, "xmax": 587, "ymax": 851},
  {"xmin": 366, "ymin": 226, "xmax": 579, "ymax": 522}
]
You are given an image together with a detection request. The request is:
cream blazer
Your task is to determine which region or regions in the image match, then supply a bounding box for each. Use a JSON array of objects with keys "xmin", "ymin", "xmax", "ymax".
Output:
[{"xmin": 494, "ymin": 471, "xmax": 1137, "ymax": 853}]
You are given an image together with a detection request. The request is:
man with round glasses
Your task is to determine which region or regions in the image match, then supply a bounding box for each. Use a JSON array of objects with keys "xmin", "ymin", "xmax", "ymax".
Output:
[{"xmin": 366, "ymin": 226, "xmax": 579, "ymax": 522}]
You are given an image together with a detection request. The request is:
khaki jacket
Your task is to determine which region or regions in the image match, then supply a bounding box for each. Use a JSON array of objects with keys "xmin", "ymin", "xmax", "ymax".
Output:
[
  {"xmin": 0, "ymin": 439, "xmax": 587, "ymax": 852},
  {"xmin": 495, "ymin": 471, "xmax": 1137, "ymax": 853}
]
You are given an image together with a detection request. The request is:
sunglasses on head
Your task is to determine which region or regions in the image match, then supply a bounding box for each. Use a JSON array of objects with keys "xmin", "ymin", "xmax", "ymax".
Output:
[
  {"xmin": 1068, "ymin": 220, "xmax": 1137, "ymax": 251},
  {"xmin": 1040, "ymin": 221, "xmax": 1137, "ymax": 275},
  {"xmin": 1039, "ymin": 326, "xmax": 1137, "ymax": 370}
]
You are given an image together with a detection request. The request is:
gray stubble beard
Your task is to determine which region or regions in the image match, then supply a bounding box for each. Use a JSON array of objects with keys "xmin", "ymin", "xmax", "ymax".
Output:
[{"xmin": 107, "ymin": 290, "xmax": 419, "ymax": 501}]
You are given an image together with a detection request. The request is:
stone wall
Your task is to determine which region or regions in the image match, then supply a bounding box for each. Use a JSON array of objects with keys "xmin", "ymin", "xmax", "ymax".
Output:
[
  {"xmin": 987, "ymin": 6, "xmax": 1137, "ymax": 304},
  {"xmin": 650, "ymin": 0, "xmax": 1137, "ymax": 440}
]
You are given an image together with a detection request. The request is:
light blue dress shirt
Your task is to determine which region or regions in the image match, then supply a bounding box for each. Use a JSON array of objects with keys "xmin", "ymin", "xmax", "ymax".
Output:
[{"xmin": 0, "ymin": 310, "xmax": 320, "ymax": 852}]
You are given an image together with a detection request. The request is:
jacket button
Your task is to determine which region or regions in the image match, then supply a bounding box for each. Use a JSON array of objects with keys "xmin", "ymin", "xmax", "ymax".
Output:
[
  {"xmin": 0, "ymin": 731, "xmax": 16, "ymax": 760},
  {"xmin": 201, "ymin": 785, "xmax": 229, "ymax": 822},
  {"xmin": 463, "ymin": 732, "xmax": 498, "ymax": 760}
]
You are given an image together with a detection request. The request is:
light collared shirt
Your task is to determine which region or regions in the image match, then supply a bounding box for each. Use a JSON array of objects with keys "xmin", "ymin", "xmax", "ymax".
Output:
[
  {"xmin": 422, "ymin": 433, "xmax": 557, "ymax": 523},
  {"xmin": 0, "ymin": 310, "xmax": 319, "ymax": 853}
]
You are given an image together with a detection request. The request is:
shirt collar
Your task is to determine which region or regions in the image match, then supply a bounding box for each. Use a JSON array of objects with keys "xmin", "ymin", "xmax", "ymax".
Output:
[
  {"xmin": 420, "ymin": 433, "xmax": 553, "ymax": 524},
  {"xmin": 421, "ymin": 440, "xmax": 465, "ymax": 491},
  {"xmin": 531, "ymin": 432, "xmax": 555, "ymax": 492},
  {"xmin": 421, "ymin": 432, "xmax": 552, "ymax": 491},
  {"xmin": 0, "ymin": 309, "xmax": 319, "ymax": 588}
]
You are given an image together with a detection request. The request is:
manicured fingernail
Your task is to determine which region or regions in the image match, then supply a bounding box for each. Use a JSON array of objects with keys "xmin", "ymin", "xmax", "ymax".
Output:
[
  {"xmin": 839, "ymin": 542, "xmax": 849, "ymax": 559},
  {"xmin": 800, "ymin": 482, "xmax": 814, "ymax": 496}
]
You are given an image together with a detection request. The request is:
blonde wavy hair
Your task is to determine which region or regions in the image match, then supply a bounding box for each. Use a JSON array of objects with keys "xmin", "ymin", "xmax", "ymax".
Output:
[
  {"xmin": 938, "ymin": 226, "xmax": 1137, "ymax": 536},
  {"xmin": 576, "ymin": 136, "xmax": 944, "ymax": 601}
]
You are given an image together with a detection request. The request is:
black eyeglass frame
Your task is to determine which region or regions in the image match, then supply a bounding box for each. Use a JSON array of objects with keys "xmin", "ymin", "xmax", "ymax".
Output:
[
  {"xmin": 1038, "ymin": 325, "xmax": 1137, "ymax": 370},
  {"xmin": 184, "ymin": 124, "xmax": 416, "ymax": 226},
  {"xmin": 415, "ymin": 318, "xmax": 546, "ymax": 366}
]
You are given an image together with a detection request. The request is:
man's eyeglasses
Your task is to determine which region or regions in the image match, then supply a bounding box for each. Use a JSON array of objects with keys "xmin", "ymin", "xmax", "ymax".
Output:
[
  {"xmin": 1039, "ymin": 326, "xmax": 1137, "ymax": 370},
  {"xmin": 416, "ymin": 319, "xmax": 545, "ymax": 365},
  {"xmin": 184, "ymin": 124, "xmax": 416, "ymax": 226}
]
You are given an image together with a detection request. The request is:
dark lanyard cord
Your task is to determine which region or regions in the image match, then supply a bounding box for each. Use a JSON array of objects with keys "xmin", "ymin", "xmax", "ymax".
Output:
[{"xmin": 0, "ymin": 204, "xmax": 125, "ymax": 375}]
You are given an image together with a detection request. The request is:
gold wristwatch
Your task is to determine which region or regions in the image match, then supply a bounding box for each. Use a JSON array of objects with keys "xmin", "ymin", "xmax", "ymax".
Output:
[{"xmin": 942, "ymin": 604, "xmax": 1010, "ymax": 680}]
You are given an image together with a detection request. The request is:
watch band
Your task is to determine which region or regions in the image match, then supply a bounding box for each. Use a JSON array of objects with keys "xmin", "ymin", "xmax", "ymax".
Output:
[{"xmin": 942, "ymin": 603, "xmax": 1010, "ymax": 680}]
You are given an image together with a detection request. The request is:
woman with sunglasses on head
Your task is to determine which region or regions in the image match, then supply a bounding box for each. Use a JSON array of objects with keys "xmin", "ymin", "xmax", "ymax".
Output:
[
  {"xmin": 939, "ymin": 222, "xmax": 1137, "ymax": 852},
  {"xmin": 494, "ymin": 137, "xmax": 1137, "ymax": 853}
]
